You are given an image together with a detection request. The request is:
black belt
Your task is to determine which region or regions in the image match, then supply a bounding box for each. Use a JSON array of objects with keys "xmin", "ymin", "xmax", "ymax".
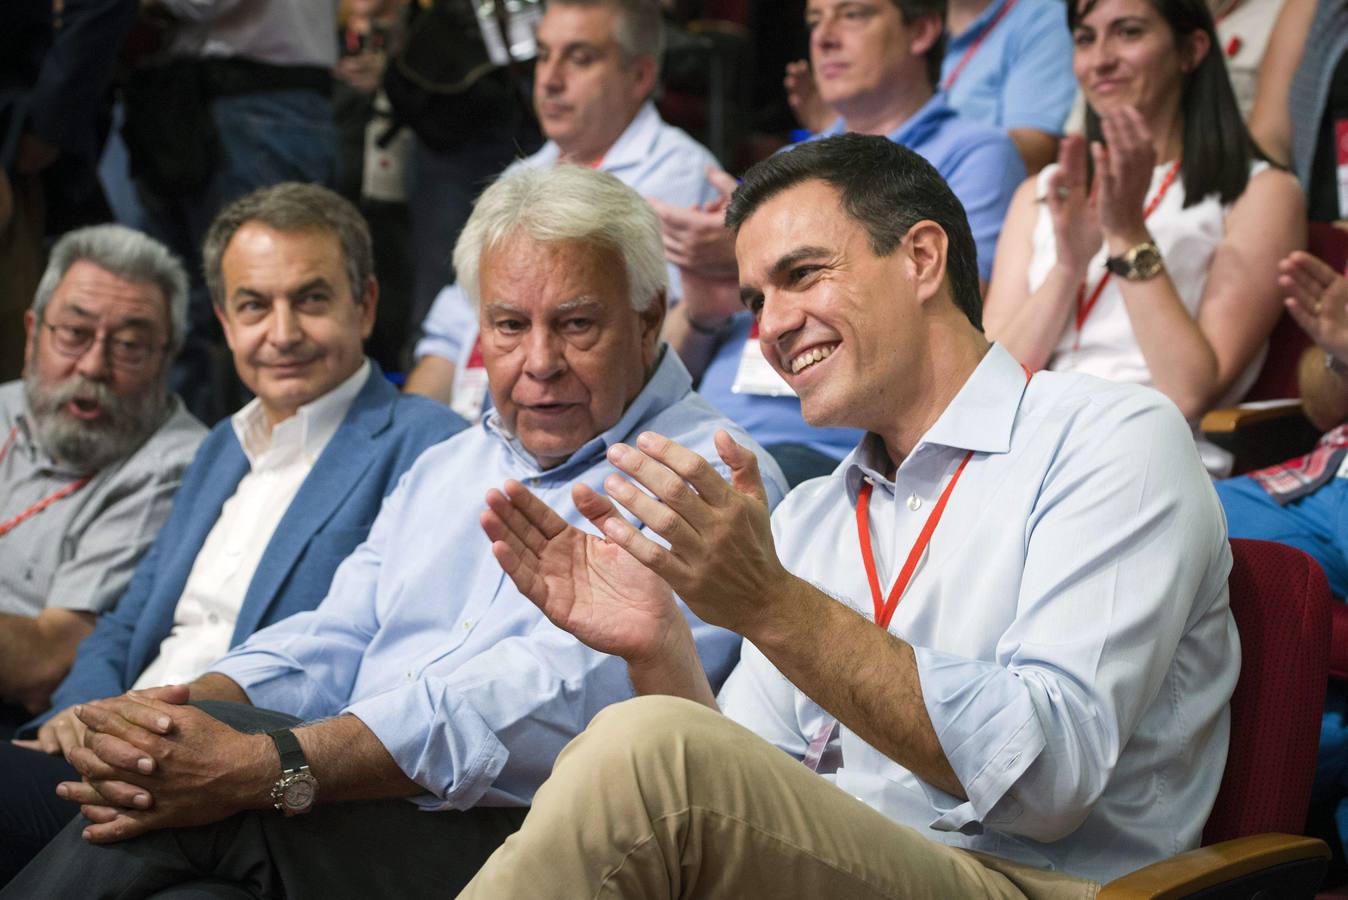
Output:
[{"xmin": 200, "ymin": 58, "xmax": 331, "ymax": 98}]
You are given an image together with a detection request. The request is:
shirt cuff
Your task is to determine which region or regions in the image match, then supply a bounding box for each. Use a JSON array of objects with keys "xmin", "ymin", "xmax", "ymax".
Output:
[
  {"xmin": 209, "ymin": 654, "xmax": 346, "ymax": 724},
  {"xmin": 912, "ymin": 646, "xmax": 1046, "ymax": 832},
  {"xmin": 343, "ymin": 681, "xmax": 509, "ymax": 811}
]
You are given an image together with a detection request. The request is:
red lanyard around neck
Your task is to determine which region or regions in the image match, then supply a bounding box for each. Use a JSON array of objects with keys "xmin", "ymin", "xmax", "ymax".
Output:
[
  {"xmin": 856, "ymin": 364, "xmax": 1031, "ymax": 629},
  {"xmin": 941, "ymin": 0, "xmax": 1019, "ymax": 92},
  {"xmin": 1073, "ymin": 158, "xmax": 1181, "ymax": 348},
  {"xmin": 0, "ymin": 425, "xmax": 92, "ymax": 539}
]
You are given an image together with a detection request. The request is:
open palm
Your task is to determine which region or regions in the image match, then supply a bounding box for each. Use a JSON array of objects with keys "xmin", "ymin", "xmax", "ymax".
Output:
[{"xmin": 482, "ymin": 480, "xmax": 680, "ymax": 664}]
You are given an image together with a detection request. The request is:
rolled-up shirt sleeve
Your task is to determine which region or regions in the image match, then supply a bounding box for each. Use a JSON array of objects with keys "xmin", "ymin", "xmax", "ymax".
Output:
[
  {"xmin": 344, "ymin": 623, "xmax": 634, "ymax": 810},
  {"xmin": 911, "ymin": 393, "xmax": 1229, "ymax": 842}
]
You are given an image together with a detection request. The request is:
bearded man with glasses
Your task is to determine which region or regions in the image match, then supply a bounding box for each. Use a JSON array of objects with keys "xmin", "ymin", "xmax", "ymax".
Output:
[{"xmin": 0, "ymin": 224, "xmax": 207, "ymax": 735}]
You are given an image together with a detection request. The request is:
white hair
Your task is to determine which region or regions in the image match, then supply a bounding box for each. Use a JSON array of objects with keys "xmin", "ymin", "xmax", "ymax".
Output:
[
  {"xmin": 32, "ymin": 224, "xmax": 189, "ymax": 350},
  {"xmin": 453, "ymin": 163, "xmax": 668, "ymax": 312}
]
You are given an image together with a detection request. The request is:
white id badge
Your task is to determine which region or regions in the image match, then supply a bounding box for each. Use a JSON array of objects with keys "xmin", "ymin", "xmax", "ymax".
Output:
[
  {"xmin": 731, "ymin": 329, "xmax": 796, "ymax": 397},
  {"xmin": 452, "ymin": 337, "xmax": 491, "ymax": 424},
  {"xmin": 476, "ymin": 0, "xmax": 544, "ymax": 66},
  {"xmin": 361, "ymin": 93, "xmax": 412, "ymax": 203},
  {"xmin": 803, "ymin": 718, "xmax": 839, "ymax": 772}
]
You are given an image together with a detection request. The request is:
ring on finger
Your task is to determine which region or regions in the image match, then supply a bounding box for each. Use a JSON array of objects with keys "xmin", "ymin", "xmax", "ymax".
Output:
[{"xmin": 1054, "ymin": 185, "xmax": 1070, "ymax": 201}]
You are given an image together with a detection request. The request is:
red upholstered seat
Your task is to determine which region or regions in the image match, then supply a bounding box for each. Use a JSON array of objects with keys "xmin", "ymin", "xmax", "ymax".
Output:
[{"xmin": 1204, "ymin": 539, "xmax": 1332, "ymax": 844}]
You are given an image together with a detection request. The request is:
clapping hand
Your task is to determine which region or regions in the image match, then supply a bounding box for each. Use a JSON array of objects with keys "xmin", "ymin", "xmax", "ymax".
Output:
[
  {"xmin": 587, "ymin": 430, "xmax": 790, "ymax": 637},
  {"xmin": 1282, "ymin": 250, "xmax": 1348, "ymax": 364},
  {"xmin": 482, "ymin": 481, "xmax": 684, "ymax": 666}
]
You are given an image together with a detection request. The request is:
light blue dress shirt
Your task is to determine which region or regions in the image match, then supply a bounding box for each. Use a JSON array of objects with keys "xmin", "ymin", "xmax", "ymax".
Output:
[
  {"xmin": 413, "ymin": 102, "xmax": 721, "ymax": 367},
  {"xmin": 941, "ymin": 0, "xmax": 1076, "ymax": 136},
  {"xmin": 718, "ymin": 343, "xmax": 1239, "ymax": 883},
  {"xmin": 813, "ymin": 94, "xmax": 1025, "ymax": 282},
  {"xmin": 210, "ymin": 348, "xmax": 788, "ymax": 811}
]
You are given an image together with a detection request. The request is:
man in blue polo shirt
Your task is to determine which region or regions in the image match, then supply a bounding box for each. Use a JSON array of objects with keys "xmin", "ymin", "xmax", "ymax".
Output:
[
  {"xmin": 659, "ymin": 0, "xmax": 1026, "ymax": 483},
  {"xmin": 402, "ymin": 0, "xmax": 720, "ymax": 418},
  {"xmin": 942, "ymin": 0, "xmax": 1075, "ymax": 173}
]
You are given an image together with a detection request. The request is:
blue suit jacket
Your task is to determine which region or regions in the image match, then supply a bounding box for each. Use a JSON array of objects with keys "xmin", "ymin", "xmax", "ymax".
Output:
[{"xmin": 24, "ymin": 368, "xmax": 464, "ymax": 735}]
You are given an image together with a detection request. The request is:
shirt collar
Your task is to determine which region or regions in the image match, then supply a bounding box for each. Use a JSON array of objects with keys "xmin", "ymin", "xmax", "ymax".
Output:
[
  {"xmin": 483, "ymin": 344, "xmax": 693, "ymax": 477},
  {"xmin": 231, "ymin": 359, "xmax": 371, "ymax": 468},
  {"xmin": 528, "ymin": 101, "xmax": 658, "ymax": 174},
  {"xmin": 842, "ymin": 343, "xmax": 1029, "ymax": 500},
  {"xmin": 596, "ymin": 101, "xmax": 662, "ymax": 174},
  {"xmin": 820, "ymin": 92, "xmax": 956, "ymax": 147},
  {"xmin": 947, "ymin": 0, "xmax": 1012, "ymax": 47}
]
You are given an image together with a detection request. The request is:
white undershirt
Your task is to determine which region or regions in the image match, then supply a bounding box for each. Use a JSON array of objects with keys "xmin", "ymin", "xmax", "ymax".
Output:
[{"xmin": 133, "ymin": 362, "xmax": 371, "ymax": 690}]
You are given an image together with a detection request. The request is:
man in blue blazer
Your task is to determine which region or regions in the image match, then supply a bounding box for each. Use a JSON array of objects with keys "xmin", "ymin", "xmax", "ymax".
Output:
[{"xmin": 0, "ymin": 182, "xmax": 463, "ymax": 882}]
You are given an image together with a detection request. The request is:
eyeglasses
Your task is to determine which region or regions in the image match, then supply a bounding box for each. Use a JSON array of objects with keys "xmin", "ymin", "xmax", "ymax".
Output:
[{"xmin": 41, "ymin": 321, "xmax": 169, "ymax": 371}]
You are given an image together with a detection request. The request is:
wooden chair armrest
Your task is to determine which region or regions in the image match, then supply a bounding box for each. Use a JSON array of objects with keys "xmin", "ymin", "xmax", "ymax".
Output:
[
  {"xmin": 1097, "ymin": 834, "xmax": 1329, "ymax": 899},
  {"xmin": 1200, "ymin": 400, "xmax": 1306, "ymax": 434}
]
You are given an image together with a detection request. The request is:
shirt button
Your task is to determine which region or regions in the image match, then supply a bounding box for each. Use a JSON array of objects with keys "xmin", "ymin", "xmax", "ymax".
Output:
[
  {"xmin": 405, "ymin": 670, "xmax": 415, "ymax": 682},
  {"xmin": 907, "ymin": 494, "xmax": 921, "ymax": 511},
  {"xmin": 207, "ymin": 613, "xmax": 220, "ymax": 624},
  {"xmin": 462, "ymin": 619, "xmax": 474, "ymax": 631}
]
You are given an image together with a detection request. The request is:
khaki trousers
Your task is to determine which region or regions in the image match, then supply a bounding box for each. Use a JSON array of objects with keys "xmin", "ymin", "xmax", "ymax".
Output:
[{"xmin": 459, "ymin": 696, "xmax": 1099, "ymax": 900}]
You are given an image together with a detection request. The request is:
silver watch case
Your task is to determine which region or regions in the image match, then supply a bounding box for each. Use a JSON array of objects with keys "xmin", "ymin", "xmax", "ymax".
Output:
[{"xmin": 271, "ymin": 768, "xmax": 318, "ymax": 816}]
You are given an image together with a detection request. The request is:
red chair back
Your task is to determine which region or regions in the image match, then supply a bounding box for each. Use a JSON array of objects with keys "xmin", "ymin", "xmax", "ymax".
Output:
[
  {"xmin": 1242, "ymin": 223, "xmax": 1348, "ymax": 401},
  {"xmin": 1204, "ymin": 539, "xmax": 1331, "ymax": 844}
]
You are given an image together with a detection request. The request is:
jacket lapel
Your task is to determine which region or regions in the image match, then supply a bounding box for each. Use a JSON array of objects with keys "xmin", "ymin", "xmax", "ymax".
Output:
[{"xmin": 230, "ymin": 369, "xmax": 396, "ymax": 641}]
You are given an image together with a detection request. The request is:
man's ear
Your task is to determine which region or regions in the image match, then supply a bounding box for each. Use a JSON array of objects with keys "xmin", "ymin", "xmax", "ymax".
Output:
[
  {"xmin": 628, "ymin": 54, "xmax": 658, "ymax": 105},
  {"xmin": 357, "ymin": 275, "xmax": 379, "ymax": 341},
  {"xmin": 909, "ymin": 13, "xmax": 944, "ymax": 62},
  {"xmin": 640, "ymin": 289, "xmax": 667, "ymax": 367},
  {"xmin": 213, "ymin": 300, "xmax": 237, "ymax": 352},
  {"xmin": 905, "ymin": 221, "xmax": 950, "ymax": 307}
]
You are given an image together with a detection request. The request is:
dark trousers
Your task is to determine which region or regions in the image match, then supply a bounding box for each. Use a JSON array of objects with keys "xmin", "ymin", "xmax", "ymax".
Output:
[
  {"xmin": 1, "ymin": 702, "xmax": 527, "ymax": 899},
  {"xmin": 0, "ymin": 739, "xmax": 80, "ymax": 885}
]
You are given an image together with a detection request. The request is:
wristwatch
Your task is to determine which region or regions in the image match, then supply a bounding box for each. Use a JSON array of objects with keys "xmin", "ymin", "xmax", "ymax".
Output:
[
  {"xmin": 267, "ymin": 728, "xmax": 318, "ymax": 816},
  {"xmin": 1104, "ymin": 241, "xmax": 1165, "ymax": 281}
]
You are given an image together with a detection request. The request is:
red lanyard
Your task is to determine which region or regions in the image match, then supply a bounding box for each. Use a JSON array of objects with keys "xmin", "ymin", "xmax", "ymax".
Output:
[
  {"xmin": 0, "ymin": 425, "xmax": 92, "ymax": 539},
  {"xmin": 1073, "ymin": 158, "xmax": 1181, "ymax": 348},
  {"xmin": 941, "ymin": 0, "xmax": 1019, "ymax": 92},
  {"xmin": 856, "ymin": 365, "xmax": 1031, "ymax": 629}
]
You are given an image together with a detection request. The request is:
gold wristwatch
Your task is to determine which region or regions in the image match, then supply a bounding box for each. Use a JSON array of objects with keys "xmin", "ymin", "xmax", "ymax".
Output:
[{"xmin": 1104, "ymin": 242, "xmax": 1164, "ymax": 281}]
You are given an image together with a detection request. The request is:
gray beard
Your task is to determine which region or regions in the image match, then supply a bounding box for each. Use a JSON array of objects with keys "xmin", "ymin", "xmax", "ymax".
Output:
[{"xmin": 23, "ymin": 371, "xmax": 171, "ymax": 474}]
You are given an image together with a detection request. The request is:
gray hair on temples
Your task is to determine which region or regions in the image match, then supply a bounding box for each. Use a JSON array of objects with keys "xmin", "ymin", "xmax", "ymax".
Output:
[
  {"xmin": 453, "ymin": 163, "xmax": 668, "ymax": 312},
  {"xmin": 552, "ymin": 0, "xmax": 665, "ymax": 64},
  {"xmin": 32, "ymin": 224, "xmax": 189, "ymax": 349},
  {"xmin": 202, "ymin": 181, "xmax": 374, "ymax": 310}
]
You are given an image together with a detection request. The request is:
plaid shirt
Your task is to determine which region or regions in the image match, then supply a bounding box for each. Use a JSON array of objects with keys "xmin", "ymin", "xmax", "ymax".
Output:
[{"xmin": 1249, "ymin": 424, "xmax": 1348, "ymax": 504}]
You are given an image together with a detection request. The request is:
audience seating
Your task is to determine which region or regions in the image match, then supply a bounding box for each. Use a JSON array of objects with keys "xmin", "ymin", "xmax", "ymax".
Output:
[
  {"xmin": 1098, "ymin": 539, "xmax": 1331, "ymax": 898},
  {"xmin": 1202, "ymin": 222, "xmax": 1348, "ymax": 474}
]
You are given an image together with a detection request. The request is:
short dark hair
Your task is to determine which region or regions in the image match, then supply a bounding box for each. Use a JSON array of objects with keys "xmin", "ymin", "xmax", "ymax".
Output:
[
  {"xmin": 890, "ymin": 0, "xmax": 947, "ymax": 89},
  {"xmin": 202, "ymin": 182, "xmax": 374, "ymax": 308},
  {"xmin": 725, "ymin": 133, "xmax": 982, "ymax": 331},
  {"xmin": 1069, "ymin": 0, "xmax": 1262, "ymax": 206}
]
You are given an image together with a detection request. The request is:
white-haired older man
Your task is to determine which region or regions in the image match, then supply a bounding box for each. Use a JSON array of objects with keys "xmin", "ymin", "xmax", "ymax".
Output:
[
  {"xmin": 0, "ymin": 226, "xmax": 205, "ymax": 731},
  {"xmin": 404, "ymin": 0, "xmax": 724, "ymax": 420},
  {"xmin": 2, "ymin": 164, "xmax": 788, "ymax": 899}
]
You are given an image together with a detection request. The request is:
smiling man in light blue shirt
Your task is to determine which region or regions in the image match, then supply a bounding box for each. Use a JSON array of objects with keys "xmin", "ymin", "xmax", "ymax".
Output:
[
  {"xmin": 2, "ymin": 166, "xmax": 787, "ymax": 899},
  {"xmin": 460, "ymin": 134, "xmax": 1236, "ymax": 898}
]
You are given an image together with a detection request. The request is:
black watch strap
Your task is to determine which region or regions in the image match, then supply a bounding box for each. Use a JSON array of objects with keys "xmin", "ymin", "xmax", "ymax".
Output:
[{"xmin": 267, "ymin": 728, "xmax": 308, "ymax": 773}]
